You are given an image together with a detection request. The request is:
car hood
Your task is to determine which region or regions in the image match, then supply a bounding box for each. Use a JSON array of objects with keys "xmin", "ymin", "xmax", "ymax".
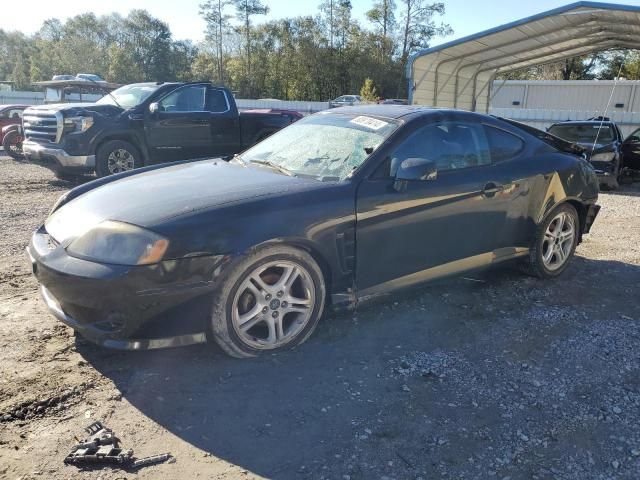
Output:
[
  {"xmin": 575, "ymin": 141, "xmax": 613, "ymax": 150},
  {"xmin": 46, "ymin": 160, "xmax": 318, "ymax": 244}
]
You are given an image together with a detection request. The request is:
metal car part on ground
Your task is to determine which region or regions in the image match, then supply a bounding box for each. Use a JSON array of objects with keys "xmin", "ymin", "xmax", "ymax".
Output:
[
  {"xmin": 64, "ymin": 421, "xmax": 171, "ymax": 469},
  {"xmin": 27, "ymin": 106, "xmax": 600, "ymax": 357}
]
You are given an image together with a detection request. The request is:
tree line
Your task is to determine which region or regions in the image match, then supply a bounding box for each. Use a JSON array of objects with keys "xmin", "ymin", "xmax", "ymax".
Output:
[
  {"xmin": 1, "ymin": 2, "xmax": 638, "ymax": 101},
  {"xmin": 0, "ymin": 1, "xmax": 451, "ymax": 100}
]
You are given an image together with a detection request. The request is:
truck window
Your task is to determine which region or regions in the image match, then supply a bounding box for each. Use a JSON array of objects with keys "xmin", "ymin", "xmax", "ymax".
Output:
[
  {"xmin": 207, "ymin": 89, "xmax": 229, "ymax": 113},
  {"xmin": 160, "ymin": 85, "xmax": 206, "ymax": 112}
]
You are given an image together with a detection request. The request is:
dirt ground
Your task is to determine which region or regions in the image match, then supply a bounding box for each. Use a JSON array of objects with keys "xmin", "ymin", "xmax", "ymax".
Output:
[{"xmin": 0, "ymin": 154, "xmax": 639, "ymax": 480}]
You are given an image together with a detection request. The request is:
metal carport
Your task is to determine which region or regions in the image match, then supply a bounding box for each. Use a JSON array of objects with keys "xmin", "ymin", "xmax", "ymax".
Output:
[{"xmin": 407, "ymin": 1, "xmax": 640, "ymax": 112}]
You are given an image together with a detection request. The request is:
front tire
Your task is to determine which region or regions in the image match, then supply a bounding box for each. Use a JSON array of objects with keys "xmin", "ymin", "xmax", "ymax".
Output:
[
  {"xmin": 95, "ymin": 140, "xmax": 141, "ymax": 178},
  {"xmin": 521, "ymin": 203, "xmax": 579, "ymax": 279},
  {"xmin": 210, "ymin": 245, "xmax": 326, "ymax": 358},
  {"xmin": 2, "ymin": 130, "xmax": 24, "ymax": 160}
]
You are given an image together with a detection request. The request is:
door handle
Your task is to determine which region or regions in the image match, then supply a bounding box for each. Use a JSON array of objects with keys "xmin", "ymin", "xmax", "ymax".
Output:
[{"xmin": 482, "ymin": 182, "xmax": 504, "ymax": 196}]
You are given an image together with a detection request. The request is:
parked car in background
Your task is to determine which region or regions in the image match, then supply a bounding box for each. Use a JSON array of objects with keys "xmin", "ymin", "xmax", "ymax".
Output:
[
  {"xmin": 76, "ymin": 74, "xmax": 106, "ymax": 83},
  {"xmin": 52, "ymin": 75, "xmax": 76, "ymax": 81},
  {"xmin": 0, "ymin": 104, "xmax": 28, "ymax": 159},
  {"xmin": 329, "ymin": 95, "xmax": 362, "ymax": 108},
  {"xmin": 547, "ymin": 117, "xmax": 625, "ymax": 189},
  {"xmin": 377, "ymin": 98, "xmax": 408, "ymax": 105},
  {"xmin": 27, "ymin": 106, "xmax": 600, "ymax": 355},
  {"xmin": 620, "ymin": 126, "xmax": 640, "ymax": 181},
  {"xmin": 22, "ymin": 82, "xmax": 302, "ymax": 178}
]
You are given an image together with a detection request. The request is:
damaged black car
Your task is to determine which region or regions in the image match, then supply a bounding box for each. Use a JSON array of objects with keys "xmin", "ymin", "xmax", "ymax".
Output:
[
  {"xmin": 547, "ymin": 118, "xmax": 626, "ymax": 189},
  {"xmin": 28, "ymin": 106, "xmax": 600, "ymax": 357}
]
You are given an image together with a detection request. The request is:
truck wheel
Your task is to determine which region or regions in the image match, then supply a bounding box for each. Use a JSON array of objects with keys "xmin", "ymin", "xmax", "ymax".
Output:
[
  {"xmin": 2, "ymin": 130, "xmax": 24, "ymax": 160},
  {"xmin": 96, "ymin": 140, "xmax": 141, "ymax": 178}
]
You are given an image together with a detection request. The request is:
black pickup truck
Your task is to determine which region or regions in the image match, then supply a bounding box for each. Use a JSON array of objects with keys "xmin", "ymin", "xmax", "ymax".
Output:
[{"xmin": 21, "ymin": 82, "xmax": 302, "ymax": 177}]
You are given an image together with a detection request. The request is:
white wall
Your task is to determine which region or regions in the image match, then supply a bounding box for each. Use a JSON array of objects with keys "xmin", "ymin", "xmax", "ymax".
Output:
[{"xmin": 491, "ymin": 80, "xmax": 640, "ymax": 113}]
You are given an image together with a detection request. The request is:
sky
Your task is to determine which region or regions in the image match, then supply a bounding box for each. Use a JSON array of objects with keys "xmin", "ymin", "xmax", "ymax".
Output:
[{"xmin": 2, "ymin": 0, "xmax": 640, "ymax": 47}]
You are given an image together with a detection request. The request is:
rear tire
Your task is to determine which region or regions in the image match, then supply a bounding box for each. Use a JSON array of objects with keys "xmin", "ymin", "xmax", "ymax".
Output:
[
  {"xmin": 2, "ymin": 130, "xmax": 24, "ymax": 160},
  {"xmin": 95, "ymin": 140, "xmax": 141, "ymax": 178},
  {"xmin": 210, "ymin": 245, "xmax": 326, "ymax": 358},
  {"xmin": 521, "ymin": 203, "xmax": 579, "ymax": 279}
]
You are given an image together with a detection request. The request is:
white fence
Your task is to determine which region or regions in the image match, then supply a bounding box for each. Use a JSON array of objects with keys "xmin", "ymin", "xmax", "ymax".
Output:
[
  {"xmin": 0, "ymin": 90, "xmax": 102, "ymax": 105},
  {"xmin": 236, "ymin": 99, "xmax": 328, "ymax": 114},
  {"xmin": 489, "ymin": 108, "xmax": 640, "ymax": 137},
  {"xmin": 0, "ymin": 90, "xmax": 329, "ymax": 114},
  {"xmin": 491, "ymin": 80, "xmax": 640, "ymax": 113}
]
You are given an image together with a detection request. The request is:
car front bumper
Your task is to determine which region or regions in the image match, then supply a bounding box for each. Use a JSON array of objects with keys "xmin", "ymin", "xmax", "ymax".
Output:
[
  {"xmin": 27, "ymin": 227, "xmax": 227, "ymax": 350},
  {"xmin": 22, "ymin": 140, "xmax": 95, "ymax": 174}
]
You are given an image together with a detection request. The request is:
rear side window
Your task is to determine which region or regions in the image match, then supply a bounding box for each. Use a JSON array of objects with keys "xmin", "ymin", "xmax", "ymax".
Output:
[
  {"xmin": 207, "ymin": 89, "xmax": 228, "ymax": 113},
  {"xmin": 160, "ymin": 85, "xmax": 206, "ymax": 112},
  {"xmin": 484, "ymin": 125, "xmax": 524, "ymax": 162}
]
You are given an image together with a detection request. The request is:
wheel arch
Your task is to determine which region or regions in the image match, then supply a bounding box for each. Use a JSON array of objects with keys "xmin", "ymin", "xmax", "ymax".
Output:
[
  {"xmin": 249, "ymin": 237, "xmax": 334, "ymax": 301},
  {"xmin": 541, "ymin": 198, "xmax": 588, "ymax": 244},
  {"xmin": 95, "ymin": 133, "xmax": 148, "ymax": 165}
]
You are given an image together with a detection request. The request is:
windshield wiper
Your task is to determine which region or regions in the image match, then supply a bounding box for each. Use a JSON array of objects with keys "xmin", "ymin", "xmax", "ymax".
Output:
[
  {"xmin": 229, "ymin": 153, "xmax": 246, "ymax": 166},
  {"xmin": 250, "ymin": 160, "xmax": 296, "ymax": 177}
]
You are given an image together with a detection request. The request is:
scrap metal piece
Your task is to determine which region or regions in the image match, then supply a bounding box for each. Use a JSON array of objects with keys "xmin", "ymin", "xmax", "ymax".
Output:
[
  {"xmin": 64, "ymin": 421, "xmax": 170, "ymax": 469},
  {"xmin": 64, "ymin": 421, "xmax": 133, "ymax": 466},
  {"xmin": 132, "ymin": 453, "xmax": 172, "ymax": 469}
]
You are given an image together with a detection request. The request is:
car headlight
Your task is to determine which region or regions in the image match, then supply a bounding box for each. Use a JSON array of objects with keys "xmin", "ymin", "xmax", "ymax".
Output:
[
  {"xmin": 63, "ymin": 116, "xmax": 94, "ymax": 133},
  {"xmin": 66, "ymin": 220, "xmax": 169, "ymax": 265},
  {"xmin": 591, "ymin": 152, "xmax": 615, "ymax": 162}
]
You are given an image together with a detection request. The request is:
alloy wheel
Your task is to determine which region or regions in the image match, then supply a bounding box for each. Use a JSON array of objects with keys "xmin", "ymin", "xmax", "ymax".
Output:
[
  {"xmin": 107, "ymin": 148, "xmax": 135, "ymax": 174},
  {"xmin": 231, "ymin": 260, "xmax": 315, "ymax": 349},
  {"xmin": 541, "ymin": 211, "xmax": 575, "ymax": 271}
]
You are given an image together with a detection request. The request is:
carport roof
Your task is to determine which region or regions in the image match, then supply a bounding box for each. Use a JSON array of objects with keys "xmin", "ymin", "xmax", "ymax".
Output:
[{"xmin": 408, "ymin": 2, "xmax": 640, "ymax": 110}]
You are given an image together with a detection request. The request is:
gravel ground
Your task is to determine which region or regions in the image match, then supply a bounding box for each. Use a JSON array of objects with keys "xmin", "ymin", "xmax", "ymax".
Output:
[{"xmin": 0, "ymin": 154, "xmax": 639, "ymax": 480}]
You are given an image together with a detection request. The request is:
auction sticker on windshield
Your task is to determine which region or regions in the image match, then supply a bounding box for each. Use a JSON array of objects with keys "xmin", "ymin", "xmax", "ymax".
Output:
[{"xmin": 350, "ymin": 116, "xmax": 389, "ymax": 130}]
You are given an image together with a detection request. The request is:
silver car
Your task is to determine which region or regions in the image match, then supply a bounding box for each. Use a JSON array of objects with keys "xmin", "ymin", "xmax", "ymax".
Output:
[{"xmin": 329, "ymin": 95, "xmax": 362, "ymax": 108}]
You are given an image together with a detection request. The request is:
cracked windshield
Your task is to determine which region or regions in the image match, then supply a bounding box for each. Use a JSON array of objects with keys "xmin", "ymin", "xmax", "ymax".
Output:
[{"xmin": 238, "ymin": 113, "xmax": 399, "ymax": 180}]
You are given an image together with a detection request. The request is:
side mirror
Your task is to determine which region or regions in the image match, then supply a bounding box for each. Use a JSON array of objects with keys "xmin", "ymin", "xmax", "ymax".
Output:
[
  {"xmin": 393, "ymin": 158, "xmax": 437, "ymax": 192},
  {"xmin": 149, "ymin": 102, "xmax": 160, "ymax": 115},
  {"xmin": 396, "ymin": 157, "xmax": 437, "ymax": 181}
]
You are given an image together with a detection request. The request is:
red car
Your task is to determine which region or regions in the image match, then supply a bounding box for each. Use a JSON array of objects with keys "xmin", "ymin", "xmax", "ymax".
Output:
[{"xmin": 0, "ymin": 105, "xmax": 28, "ymax": 143}]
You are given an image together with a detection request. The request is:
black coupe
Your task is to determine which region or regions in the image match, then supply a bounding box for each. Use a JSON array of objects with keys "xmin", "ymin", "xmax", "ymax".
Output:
[{"xmin": 28, "ymin": 106, "xmax": 601, "ymax": 357}]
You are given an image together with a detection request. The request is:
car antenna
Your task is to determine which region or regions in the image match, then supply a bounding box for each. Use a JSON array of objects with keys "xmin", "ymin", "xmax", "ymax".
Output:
[
  {"xmin": 84, "ymin": 77, "xmax": 122, "ymax": 109},
  {"xmin": 590, "ymin": 63, "xmax": 623, "ymax": 158}
]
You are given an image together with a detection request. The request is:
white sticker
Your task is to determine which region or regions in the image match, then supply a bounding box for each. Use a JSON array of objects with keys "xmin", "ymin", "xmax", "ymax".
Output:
[{"xmin": 350, "ymin": 116, "xmax": 389, "ymax": 130}]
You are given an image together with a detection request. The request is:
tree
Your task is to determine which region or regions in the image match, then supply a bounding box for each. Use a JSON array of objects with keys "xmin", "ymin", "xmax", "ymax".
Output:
[
  {"xmin": 0, "ymin": 2, "xmax": 455, "ymax": 99},
  {"xmin": 396, "ymin": 0, "xmax": 451, "ymax": 95},
  {"xmin": 366, "ymin": 0, "xmax": 396, "ymax": 58},
  {"xmin": 360, "ymin": 78, "xmax": 380, "ymax": 101},
  {"xmin": 191, "ymin": 50, "xmax": 219, "ymax": 83},
  {"xmin": 232, "ymin": 0, "xmax": 269, "ymax": 95},
  {"xmin": 107, "ymin": 44, "xmax": 142, "ymax": 84},
  {"xmin": 123, "ymin": 10, "xmax": 173, "ymax": 81},
  {"xmin": 200, "ymin": 0, "xmax": 233, "ymax": 84}
]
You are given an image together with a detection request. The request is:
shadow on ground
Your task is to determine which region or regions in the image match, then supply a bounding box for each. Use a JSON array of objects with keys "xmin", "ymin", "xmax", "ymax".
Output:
[{"xmin": 77, "ymin": 257, "xmax": 640, "ymax": 478}]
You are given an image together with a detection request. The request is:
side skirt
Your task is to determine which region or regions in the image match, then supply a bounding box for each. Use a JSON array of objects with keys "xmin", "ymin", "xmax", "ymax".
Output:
[{"xmin": 354, "ymin": 247, "xmax": 529, "ymax": 303}]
